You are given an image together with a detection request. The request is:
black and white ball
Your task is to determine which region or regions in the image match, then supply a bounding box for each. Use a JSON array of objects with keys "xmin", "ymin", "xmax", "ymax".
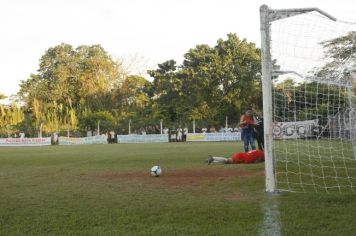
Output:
[{"xmin": 150, "ymin": 165, "xmax": 162, "ymax": 177}]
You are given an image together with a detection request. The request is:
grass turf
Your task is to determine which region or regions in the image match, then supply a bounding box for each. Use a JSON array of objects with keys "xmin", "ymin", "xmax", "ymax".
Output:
[{"xmin": 0, "ymin": 142, "xmax": 355, "ymax": 235}]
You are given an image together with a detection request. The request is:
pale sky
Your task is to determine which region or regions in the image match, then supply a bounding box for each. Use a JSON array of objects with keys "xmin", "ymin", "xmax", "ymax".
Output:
[{"xmin": 0, "ymin": 0, "xmax": 355, "ymax": 100}]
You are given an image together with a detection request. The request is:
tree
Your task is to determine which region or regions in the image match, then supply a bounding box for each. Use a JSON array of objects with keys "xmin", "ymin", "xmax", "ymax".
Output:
[
  {"xmin": 316, "ymin": 31, "xmax": 356, "ymax": 84},
  {"xmin": 184, "ymin": 33, "xmax": 262, "ymax": 126},
  {"xmin": 113, "ymin": 75, "xmax": 152, "ymax": 133},
  {"xmin": 16, "ymin": 34, "xmax": 264, "ymax": 135},
  {"xmin": 19, "ymin": 44, "xmax": 124, "ymax": 108},
  {"xmin": 148, "ymin": 60, "xmax": 187, "ymax": 126},
  {"xmin": 79, "ymin": 110, "xmax": 116, "ymax": 134},
  {"xmin": 149, "ymin": 34, "xmax": 262, "ymax": 128},
  {"xmin": 0, "ymin": 93, "xmax": 6, "ymax": 101},
  {"xmin": 18, "ymin": 43, "xmax": 125, "ymax": 135},
  {"xmin": 0, "ymin": 103, "xmax": 24, "ymax": 137}
]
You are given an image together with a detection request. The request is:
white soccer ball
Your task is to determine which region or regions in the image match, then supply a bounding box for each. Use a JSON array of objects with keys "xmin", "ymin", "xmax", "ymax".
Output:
[{"xmin": 150, "ymin": 165, "xmax": 162, "ymax": 177}]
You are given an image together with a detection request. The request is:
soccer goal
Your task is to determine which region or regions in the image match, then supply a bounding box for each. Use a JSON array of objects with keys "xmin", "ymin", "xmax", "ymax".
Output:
[{"xmin": 260, "ymin": 5, "xmax": 356, "ymax": 193}]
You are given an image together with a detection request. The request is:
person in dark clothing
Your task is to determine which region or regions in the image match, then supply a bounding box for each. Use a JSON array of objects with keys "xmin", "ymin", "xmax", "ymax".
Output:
[{"xmin": 254, "ymin": 112, "xmax": 264, "ymax": 150}]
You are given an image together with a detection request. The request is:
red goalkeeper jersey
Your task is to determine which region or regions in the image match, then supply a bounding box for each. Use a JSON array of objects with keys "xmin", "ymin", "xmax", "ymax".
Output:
[{"xmin": 231, "ymin": 150, "xmax": 264, "ymax": 164}]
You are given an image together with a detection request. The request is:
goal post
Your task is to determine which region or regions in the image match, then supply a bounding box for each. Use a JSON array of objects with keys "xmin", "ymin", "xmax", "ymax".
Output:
[
  {"xmin": 260, "ymin": 5, "xmax": 275, "ymax": 193},
  {"xmin": 260, "ymin": 5, "xmax": 356, "ymax": 193}
]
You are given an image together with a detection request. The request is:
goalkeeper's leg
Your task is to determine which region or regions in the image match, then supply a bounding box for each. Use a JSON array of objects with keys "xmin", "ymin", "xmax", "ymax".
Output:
[{"xmin": 207, "ymin": 155, "xmax": 231, "ymax": 164}]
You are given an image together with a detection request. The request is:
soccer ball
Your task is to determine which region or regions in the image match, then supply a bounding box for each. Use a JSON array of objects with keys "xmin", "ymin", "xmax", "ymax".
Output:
[{"xmin": 150, "ymin": 165, "xmax": 162, "ymax": 177}]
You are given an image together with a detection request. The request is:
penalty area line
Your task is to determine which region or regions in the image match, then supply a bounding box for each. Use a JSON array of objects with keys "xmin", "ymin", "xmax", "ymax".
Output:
[{"xmin": 259, "ymin": 198, "xmax": 282, "ymax": 236}]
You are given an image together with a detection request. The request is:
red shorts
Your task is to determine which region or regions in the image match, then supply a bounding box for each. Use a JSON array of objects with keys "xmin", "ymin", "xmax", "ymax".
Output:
[{"xmin": 231, "ymin": 150, "xmax": 264, "ymax": 164}]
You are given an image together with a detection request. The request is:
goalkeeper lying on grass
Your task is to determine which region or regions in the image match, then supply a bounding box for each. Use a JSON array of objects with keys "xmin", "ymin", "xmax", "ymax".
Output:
[{"xmin": 207, "ymin": 149, "xmax": 264, "ymax": 164}]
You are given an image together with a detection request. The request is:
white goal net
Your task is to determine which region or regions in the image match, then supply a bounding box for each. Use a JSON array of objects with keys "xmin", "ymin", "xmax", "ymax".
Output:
[{"xmin": 263, "ymin": 6, "xmax": 356, "ymax": 193}]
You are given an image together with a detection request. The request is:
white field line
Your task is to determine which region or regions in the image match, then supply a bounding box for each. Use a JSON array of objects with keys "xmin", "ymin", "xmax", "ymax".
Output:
[{"xmin": 260, "ymin": 200, "xmax": 282, "ymax": 236}]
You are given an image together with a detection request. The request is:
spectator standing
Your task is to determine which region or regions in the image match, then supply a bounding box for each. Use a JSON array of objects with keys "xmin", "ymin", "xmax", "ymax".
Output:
[
  {"xmin": 239, "ymin": 109, "xmax": 256, "ymax": 152},
  {"xmin": 254, "ymin": 112, "xmax": 264, "ymax": 150}
]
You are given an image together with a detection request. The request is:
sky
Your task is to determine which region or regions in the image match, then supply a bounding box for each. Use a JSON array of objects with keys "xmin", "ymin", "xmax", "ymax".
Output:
[{"xmin": 0, "ymin": 0, "xmax": 355, "ymax": 100}]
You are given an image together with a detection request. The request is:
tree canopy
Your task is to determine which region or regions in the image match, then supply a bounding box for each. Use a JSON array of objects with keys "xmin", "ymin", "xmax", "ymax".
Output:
[
  {"xmin": 3, "ymin": 34, "xmax": 264, "ymax": 137},
  {"xmin": 148, "ymin": 33, "xmax": 262, "ymax": 128},
  {"xmin": 316, "ymin": 31, "xmax": 356, "ymax": 84},
  {"xmin": 273, "ymin": 31, "xmax": 356, "ymax": 126}
]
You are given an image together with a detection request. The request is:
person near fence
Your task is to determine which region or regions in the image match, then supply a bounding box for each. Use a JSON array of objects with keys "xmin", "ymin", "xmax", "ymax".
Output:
[
  {"xmin": 183, "ymin": 127, "xmax": 188, "ymax": 142},
  {"xmin": 239, "ymin": 109, "xmax": 256, "ymax": 152},
  {"xmin": 254, "ymin": 112, "xmax": 264, "ymax": 150}
]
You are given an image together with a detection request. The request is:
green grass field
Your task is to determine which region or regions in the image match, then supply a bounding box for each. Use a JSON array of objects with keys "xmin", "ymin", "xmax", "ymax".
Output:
[
  {"xmin": 274, "ymin": 139, "xmax": 356, "ymax": 193},
  {"xmin": 0, "ymin": 142, "xmax": 355, "ymax": 235}
]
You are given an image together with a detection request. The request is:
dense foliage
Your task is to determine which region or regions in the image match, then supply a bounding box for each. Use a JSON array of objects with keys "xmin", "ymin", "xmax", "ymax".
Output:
[
  {"xmin": 273, "ymin": 31, "xmax": 356, "ymax": 126},
  {"xmin": 148, "ymin": 33, "xmax": 262, "ymax": 129},
  {"xmin": 4, "ymin": 31, "xmax": 354, "ymax": 137},
  {"xmin": 0, "ymin": 34, "xmax": 264, "ymax": 137}
]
